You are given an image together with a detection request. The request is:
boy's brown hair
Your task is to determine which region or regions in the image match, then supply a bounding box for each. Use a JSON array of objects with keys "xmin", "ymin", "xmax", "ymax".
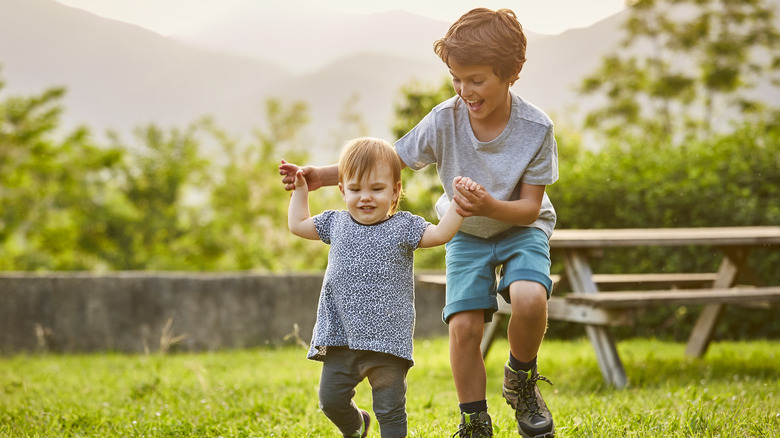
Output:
[
  {"xmin": 338, "ymin": 137, "xmax": 404, "ymax": 214},
  {"xmin": 433, "ymin": 8, "xmax": 527, "ymax": 85}
]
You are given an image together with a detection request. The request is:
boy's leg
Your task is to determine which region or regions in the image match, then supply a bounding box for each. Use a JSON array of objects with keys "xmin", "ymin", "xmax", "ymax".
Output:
[
  {"xmin": 496, "ymin": 228, "xmax": 555, "ymax": 438},
  {"xmin": 450, "ymin": 310, "xmax": 494, "ymax": 437},
  {"xmin": 319, "ymin": 348, "xmax": 370, "ymax": 437},
  {"xmin": 504, "ymin": 284, "xmax": 556, "ymax": 438},
  {"xmin": 507, "ymin": 281, "xmax": 548, "ymax": 362},
  {"xmin": 449, "ymin": 309, "xmax": 488, "ymax": 403},
  {"xmin": 444, "ymin": 232, "xmax": 498, "ymax": 437},
  {"xmin": 364, "ymin": 352, "xmax": 410, "ymax": 438}
]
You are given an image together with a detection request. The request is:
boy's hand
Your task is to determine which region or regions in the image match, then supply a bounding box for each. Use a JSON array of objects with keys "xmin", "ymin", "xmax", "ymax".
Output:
[
  {"xmin": 279, "ymin": 160, "xmax": 323, "ymax": 191},
  {"xmin": 453, "ymin": 176, "xmax": 493, "ymax": 217}
]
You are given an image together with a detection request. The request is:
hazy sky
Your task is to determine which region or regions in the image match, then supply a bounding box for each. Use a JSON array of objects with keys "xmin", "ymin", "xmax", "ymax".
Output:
[{"xmin": 54, "ymin": 0, "xmax": 627, "ymax": 36}]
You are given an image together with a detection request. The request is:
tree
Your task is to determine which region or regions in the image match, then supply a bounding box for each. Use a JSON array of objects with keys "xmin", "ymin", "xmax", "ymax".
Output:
[
  {"xmin": 205, "ymin": 98, "xmax": 338, "ymax": 271},
  {"xmin": 580, "ymin": 0, "xmax": 780, "ymax": 143},
  {"xmin": 392, "ymin": 78, "xmax": 454, "ymax": 222},
  {"xmin": 95, "ymin": 120, "xmax": 211, "ymax": 270},
  {"xmin": 0, "ymin": 75, "xmax": 124, "ymax": 269},
  {"xmin": 391, "ymin": 78, "xmax": 455, "ymax": 269}
]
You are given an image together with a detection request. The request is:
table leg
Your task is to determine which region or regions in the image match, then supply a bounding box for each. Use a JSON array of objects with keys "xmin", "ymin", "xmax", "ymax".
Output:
[
  {"xmin": 565, "ymin": 250, "xmax": 628, "ymax": 388},
  {"xmin": 685, "ymin": 248, "xmax": 746, "ymax": 357},
  {"xmin": 585, "ymin": 324, "xmax": 628, "ymax": 388},
  {"xmin": 481, "ymin": 313, "xmax": 504, "ymax": 358}
]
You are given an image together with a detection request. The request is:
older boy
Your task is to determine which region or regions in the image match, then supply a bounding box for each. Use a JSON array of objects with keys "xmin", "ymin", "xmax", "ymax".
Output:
[{"xmin": 280, "ymin": 8, "xmax": 557, "ymax": 438}]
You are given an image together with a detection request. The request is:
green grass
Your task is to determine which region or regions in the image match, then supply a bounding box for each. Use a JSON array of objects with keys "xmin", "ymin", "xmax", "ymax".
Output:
[{"xmin": 1, "ymin": 338, "xmax": 778, "ymax": 437}]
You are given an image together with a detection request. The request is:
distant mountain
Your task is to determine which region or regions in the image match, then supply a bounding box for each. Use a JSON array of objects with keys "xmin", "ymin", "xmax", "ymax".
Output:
[
  {"xmin": 3, "ymin": 0, "xmax": 777, "ymax": 158},
  {"xmin": 1, "ymin": 0, "xmax": 287, "ymax": 139},
  {"xmin": 172, "ymin": 5, "xmax": 457, "ymax": 75},
  {"xmin": 2, "ymin": 0, "xmax": 616, "ymax": 152}
]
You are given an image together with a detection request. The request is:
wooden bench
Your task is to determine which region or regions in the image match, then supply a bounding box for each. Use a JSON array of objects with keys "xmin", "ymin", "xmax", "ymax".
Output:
[
  {"xmin": 417, "ymin": 226, "xmax": 780, "ymax": 388},
  {"xmin": 420, "ymin": 272, "xmax": 719, "ymax": 293},
  {"xmin": 418, "ymin": 272, "xmax": 727, "ymax": 356},
  {"xmin": 419, "ymin": 275, "xmax": 780, "ymax": 359},
  {"xmin": 564, "ymin": 286, "xmax": 780, "ymax": 308}
]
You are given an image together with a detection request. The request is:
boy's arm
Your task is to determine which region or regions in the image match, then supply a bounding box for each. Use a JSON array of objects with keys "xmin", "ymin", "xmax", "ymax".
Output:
[
  {"xmin": 279, "ymin": 155, "xmax": 408, "ymax": 191},
  {"xmin": 287, "ymin": 171, "xmax": 320, "ymax": 240},
  {"xmin": 454, "ymin": 181, "xmax": 545, "ymax": 226},
  {"xmin": 418, "ymin": 177, "xmax": 466, "ymax": 248},
  {"xmin": 279, "ymin": 160, "xmax": 339, "ymax": 192}
]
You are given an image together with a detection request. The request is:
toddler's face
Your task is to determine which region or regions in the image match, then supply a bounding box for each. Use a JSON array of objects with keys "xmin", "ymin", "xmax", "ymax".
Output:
[{"xmin": 339, "ymin": 165, "xmax": 400, "ymax": 225}]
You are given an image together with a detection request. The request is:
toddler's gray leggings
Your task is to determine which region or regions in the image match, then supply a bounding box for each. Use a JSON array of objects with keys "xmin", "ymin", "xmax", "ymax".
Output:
[{"xmin": 318, "ymin": 347, "xmax": 409, "ymax": 438}]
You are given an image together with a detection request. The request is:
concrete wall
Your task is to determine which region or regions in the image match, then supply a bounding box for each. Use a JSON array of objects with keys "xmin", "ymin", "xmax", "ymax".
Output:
[{"xmin": 0, "ymin": 272, "xmax": 448, "ymax": 355}]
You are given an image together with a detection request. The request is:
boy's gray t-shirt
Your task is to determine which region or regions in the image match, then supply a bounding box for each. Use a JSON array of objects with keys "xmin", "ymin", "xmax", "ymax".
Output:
[{"xmin": 395, "ymin": 92, "xmax": 558, "ymax": 239}]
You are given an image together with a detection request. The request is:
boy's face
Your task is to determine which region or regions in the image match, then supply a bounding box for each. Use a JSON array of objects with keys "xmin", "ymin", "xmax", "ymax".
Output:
[
  {"xmin": 338, "ymin": 164, "xmax": 401, "ymax": 225},
  {"xmin": 448, "ymin": 60, "xmax": 513, "ymax": 126}
]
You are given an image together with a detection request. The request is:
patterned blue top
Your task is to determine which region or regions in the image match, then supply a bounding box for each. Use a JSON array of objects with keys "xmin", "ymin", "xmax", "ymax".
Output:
[{"xmin": 308, "ymin": 210, "xmax": 430, "ymax": 365}]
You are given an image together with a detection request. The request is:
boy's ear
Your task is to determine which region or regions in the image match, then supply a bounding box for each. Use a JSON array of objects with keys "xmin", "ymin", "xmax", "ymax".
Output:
[
  {"xmin": 338, "ymin": 182, "xmax": 345, "ymax": 197},
  {"xmin": 507, "ymin": 63, "xmax": 522, "ymax": 85}
]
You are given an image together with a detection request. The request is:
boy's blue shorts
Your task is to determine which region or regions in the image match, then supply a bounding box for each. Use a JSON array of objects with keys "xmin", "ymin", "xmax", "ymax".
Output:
[{"xmin": 443, "ymin": 226, "xmax": 553, "ymax": 324}]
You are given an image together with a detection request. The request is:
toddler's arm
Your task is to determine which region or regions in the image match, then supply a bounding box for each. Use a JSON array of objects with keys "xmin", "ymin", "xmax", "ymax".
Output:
[
  {"xmin": 418, "ymin": 177, "xmax": 467, "ymax": 248},
  {"xmin": 287, "ymin": 171, "xmax": 319, "ymax": 240}
]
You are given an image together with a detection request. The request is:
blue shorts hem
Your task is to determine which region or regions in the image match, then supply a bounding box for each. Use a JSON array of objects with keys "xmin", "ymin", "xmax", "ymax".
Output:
[
  {"xmin": 498, "ymin": 269, "xmax": 554, "ymax": 302},
  {"xmin": 442, "ymin": 296, "xmax": 498, "ymax": 324}
]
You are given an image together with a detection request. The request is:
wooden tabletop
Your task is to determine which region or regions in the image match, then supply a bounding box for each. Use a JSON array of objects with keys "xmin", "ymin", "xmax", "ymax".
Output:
[{"xmin": 549, "ymin": 226, "xmax": 780, "ymax": 248}]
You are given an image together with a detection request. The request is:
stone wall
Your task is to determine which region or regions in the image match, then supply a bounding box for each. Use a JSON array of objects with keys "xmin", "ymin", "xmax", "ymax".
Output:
[{"xmin": 0, "ymin": 272, "xmax": 447, "ymax": 355}]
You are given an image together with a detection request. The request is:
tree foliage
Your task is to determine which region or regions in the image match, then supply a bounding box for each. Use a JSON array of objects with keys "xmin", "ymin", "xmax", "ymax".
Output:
[
  {"xmin": 392, "ymin": 78, "xmax": 455, "ymax": 269},
  {"xmin": 0, "ymin": 83, "xmax": 124, "ymax": 269},
  {"xmin": 580, "ymin": 0, "xmax": 780, "ymax": 143},
  {"xmin": 0, "ymin": 73, "xmax": 338, "ymax": 271}
]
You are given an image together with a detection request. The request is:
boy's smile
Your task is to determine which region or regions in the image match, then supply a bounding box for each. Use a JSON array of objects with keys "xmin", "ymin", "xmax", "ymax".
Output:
[{"xmin": 465, "ymin": 98, "xmax": 485, "ymax": 111}]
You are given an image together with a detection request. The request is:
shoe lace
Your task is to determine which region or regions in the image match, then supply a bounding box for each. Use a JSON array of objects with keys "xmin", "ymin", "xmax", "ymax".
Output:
[
  {"xmin": 451, "ymin": 418, "xmax": 492, "ymax": 437},
  {"xmin": 516, "ymin": 372, "xmax": 553, "ymax": 417}
]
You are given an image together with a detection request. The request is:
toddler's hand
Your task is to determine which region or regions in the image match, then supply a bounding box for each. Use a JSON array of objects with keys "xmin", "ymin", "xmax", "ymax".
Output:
[
  {"xmin": 454, "ymin": 176, "xmax": 480, "ymax": 192},
  {"xmin": 279, "ymin": 159, "xmax": 300, "ymax": 191},
  {"xmin": 452, "ymin": 176, "xmax": 491, "ymax": 217},
  {"xmin": 294, "ymin": 170, "xmax": 308, "ymax": 190}
]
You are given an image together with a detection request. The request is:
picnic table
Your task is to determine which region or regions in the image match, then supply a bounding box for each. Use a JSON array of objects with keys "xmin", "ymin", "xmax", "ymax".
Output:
[{"xmin": 418, "ymin": 226, "xmax": 780, "ymax": 389}]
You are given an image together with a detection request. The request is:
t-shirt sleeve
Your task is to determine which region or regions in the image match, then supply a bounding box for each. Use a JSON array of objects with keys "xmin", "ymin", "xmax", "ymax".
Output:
[
  {"xmin": 522, "ymin": 125, "xmax": 559, "ymax": 186},
  {"xmin": 312, "ymin": 210, "xmax": 337, "ymax": 244},
  {"xmin": 394, "ymin": 111, "xmax": 438, "ymax": 171},
  {"xmin": 401, "ymin": 212, "xmax": 431, "ymax": 250}
]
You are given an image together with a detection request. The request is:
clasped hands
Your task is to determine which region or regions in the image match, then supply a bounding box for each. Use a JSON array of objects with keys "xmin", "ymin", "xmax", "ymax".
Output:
[{"xmin": 452, "ymin": 176, "xmax": 493, "ymax": 218}]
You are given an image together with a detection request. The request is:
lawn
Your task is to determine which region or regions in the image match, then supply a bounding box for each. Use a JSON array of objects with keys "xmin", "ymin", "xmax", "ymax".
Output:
[{"xmin": 1, "ymin": 337, "xmax": 778, "ymax": 437}]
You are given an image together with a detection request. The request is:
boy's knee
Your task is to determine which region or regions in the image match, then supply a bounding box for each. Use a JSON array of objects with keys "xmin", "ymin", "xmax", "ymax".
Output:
[
  {"xmin": 449, "ymin": 310, "xmax": 485, "ymax": 344},
  {"xmin": 509, "ymin": 281, "xmax": 548, "ymax": 311}
]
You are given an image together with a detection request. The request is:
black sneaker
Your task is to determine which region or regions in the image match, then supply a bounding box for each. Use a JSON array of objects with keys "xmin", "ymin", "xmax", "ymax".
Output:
[
  {"xmin": 452, "ymin": 411, "xmax": 493, "ymax": 437},
  {"xmin": 502, "ymin": 363, "xmax": 555, "ymax": 438},
  {"xmin": 344, "ymin": 409, "xmax": 371, "ymax": 438}
]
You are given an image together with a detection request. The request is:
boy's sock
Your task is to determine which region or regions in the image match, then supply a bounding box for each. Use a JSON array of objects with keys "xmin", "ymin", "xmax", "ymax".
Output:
[
  {"xmin": 459, "ymin": 399, "xmax": 488, "ymax": 414},
  {"xmin": 509, "ymin": 352, "xmax": 537, "ymax": 372}
]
